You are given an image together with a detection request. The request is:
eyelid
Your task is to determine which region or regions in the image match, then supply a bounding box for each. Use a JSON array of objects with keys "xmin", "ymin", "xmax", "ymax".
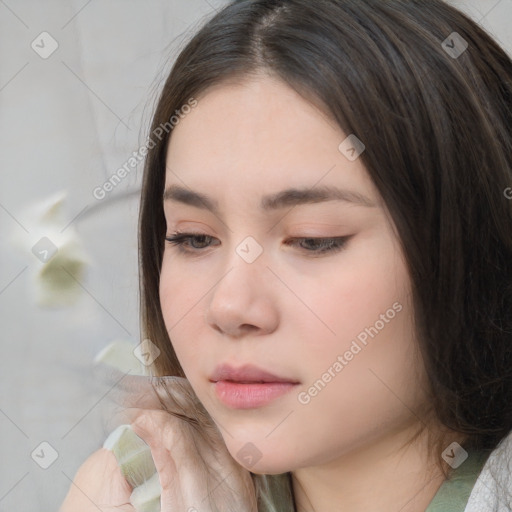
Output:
[{"xmin": 164, "ymin": 231, "xmax": 352, "ymax": 256}]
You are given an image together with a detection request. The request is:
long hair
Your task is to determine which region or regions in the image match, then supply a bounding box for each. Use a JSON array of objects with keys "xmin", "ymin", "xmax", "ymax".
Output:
[{"xmin": 137, "ymin": 1, "xmax": 512, "ymax": 509}]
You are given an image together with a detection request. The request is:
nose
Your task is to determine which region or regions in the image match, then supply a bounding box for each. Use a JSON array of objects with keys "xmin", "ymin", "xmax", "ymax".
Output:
[{"xmin": 204, "ymin": 250, "xmax": 279, "ymax": 339}]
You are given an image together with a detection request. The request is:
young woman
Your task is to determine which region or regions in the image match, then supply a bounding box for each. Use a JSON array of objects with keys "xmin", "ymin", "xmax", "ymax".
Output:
[{"xmin": 60, "ymin": 0, "xmax": 512, "ymax": 510}]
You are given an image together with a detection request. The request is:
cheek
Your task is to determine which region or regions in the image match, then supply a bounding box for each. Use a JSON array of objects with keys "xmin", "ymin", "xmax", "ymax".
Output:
[
  {"xmin": 292, "ymin": 233, "xmax": 412, "ymax": 357},
  {"xmin": 292, "ymin": 234, "xmax": 422, "ymax": 411}
]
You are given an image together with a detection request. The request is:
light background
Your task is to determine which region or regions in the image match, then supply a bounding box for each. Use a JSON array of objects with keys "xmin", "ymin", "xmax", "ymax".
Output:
[{"xmin": 0, "ymin": 0, "xmax": 510, "ymax": 510}]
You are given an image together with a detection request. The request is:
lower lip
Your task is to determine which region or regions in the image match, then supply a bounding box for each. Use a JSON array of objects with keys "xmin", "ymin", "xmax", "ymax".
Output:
[{"xmin": 213, "ymin": 381, "xmax": 298, "ymax": 409}]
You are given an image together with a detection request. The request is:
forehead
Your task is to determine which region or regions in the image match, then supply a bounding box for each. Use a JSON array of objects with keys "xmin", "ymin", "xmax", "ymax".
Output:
[
  {"xmin": 167, "ymin": 75, "xmax": 338, "ymax": 159},
  {"xmin": 164, "ymin": 76, "xmax": 378, "ymax": 208}
]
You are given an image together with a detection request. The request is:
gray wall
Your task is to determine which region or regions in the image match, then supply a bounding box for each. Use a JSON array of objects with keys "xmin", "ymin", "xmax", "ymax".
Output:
[{"xmin": 0, "ymin": 0, "xmax": 510, "ymax": 510}]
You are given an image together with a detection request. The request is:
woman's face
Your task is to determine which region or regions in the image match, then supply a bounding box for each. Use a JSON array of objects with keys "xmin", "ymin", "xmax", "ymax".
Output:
[{"xmin": 159, "ymin": 75, "xmax": 428, "ymax": 474}]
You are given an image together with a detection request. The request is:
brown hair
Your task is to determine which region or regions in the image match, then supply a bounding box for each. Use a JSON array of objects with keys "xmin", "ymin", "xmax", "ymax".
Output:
[{"xmin": 138, "ymin": 1, "xmax": 512, "ymax": 509}]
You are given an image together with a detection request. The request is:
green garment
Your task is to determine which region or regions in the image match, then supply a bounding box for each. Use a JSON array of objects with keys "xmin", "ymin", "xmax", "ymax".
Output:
[{"xmin": 425, "ymin": 449, "xmax": 492, "ymax": 512}]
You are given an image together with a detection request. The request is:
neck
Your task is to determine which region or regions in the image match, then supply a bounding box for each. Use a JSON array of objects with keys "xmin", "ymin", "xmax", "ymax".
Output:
[{"xmin": 291, "ymin": 422, "xmax": 459, "ymax": 512}]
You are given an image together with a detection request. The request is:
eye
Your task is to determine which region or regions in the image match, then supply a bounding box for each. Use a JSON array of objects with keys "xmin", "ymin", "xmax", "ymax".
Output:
[
  {"xmin": 165, "ymin": 232, "xmax": 218, "ymax": 251},
  {"xmin": 165, "ymin": 231, "xmax": 351, "ymax": 256},
  {"xmin": 285, "ymin": 236, "xmax": 350, "ymax": 255}
]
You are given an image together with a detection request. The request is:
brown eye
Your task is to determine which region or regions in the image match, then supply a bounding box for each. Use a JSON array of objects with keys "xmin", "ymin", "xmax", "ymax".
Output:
[{"xmin": 165, "ymin": 232, "xmax": 218, "ymax": 252}]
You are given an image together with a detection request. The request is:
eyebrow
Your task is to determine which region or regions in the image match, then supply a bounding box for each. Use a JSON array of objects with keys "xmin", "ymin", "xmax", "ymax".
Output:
[{"xmin": 163, "ymin": 183, "xmax": 377, "ymax": 214}]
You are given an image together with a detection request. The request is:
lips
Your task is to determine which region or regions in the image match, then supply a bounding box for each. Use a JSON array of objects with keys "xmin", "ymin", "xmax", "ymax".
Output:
[
  {"xmin": 210, "ymin": 363, "xmax": 300, "ymax": 409},
  {"xmin": 209, "ymin": 363, "xmax": 299, "ymax": 384}
]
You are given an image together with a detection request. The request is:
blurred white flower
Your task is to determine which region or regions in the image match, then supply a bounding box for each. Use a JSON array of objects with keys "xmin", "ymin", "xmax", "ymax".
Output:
[{"xmin": 12, "ymin": 190, "xmax": 90, "ymax": 308}]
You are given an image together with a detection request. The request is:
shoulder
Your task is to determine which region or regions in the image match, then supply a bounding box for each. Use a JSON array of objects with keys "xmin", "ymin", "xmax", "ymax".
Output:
[
  {"xmin": 465, "ymin": 430, "xmax": 512, "ymax": 512},
  {"xmin": 59, "ymin": 448, "xmax": 133, "ymax": 511}
]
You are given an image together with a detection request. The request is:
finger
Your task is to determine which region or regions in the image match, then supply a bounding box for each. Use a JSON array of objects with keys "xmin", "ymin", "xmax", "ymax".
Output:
[
  {"xmin": 129, "ymin": 413, "xmax": 183, "ymax": 499},
  {"xmin": 128, "ymin": 411, "xmax": 258, "ymax": 512}
]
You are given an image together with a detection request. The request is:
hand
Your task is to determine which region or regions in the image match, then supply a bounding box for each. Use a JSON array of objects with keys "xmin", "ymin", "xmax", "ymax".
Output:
[{"xmin": 107, "ymin": 370, "xmax": 259, "ymax": 512}]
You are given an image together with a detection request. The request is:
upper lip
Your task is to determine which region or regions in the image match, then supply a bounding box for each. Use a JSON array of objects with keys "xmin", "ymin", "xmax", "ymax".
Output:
[{"xmin": 209, "ymin": 363, "xmax": 300, "ymax": 384}]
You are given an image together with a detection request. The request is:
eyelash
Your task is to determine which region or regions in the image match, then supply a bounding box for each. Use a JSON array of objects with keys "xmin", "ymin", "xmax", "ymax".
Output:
[{"xmin": 164, "ymin": 231, "xmax": 351, "ymax": 256}]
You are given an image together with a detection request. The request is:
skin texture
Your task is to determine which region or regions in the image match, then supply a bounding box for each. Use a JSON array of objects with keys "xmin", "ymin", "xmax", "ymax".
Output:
[{"xmin": 159, "ymin": 74, "xmax": 458, "ymax": 511}]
